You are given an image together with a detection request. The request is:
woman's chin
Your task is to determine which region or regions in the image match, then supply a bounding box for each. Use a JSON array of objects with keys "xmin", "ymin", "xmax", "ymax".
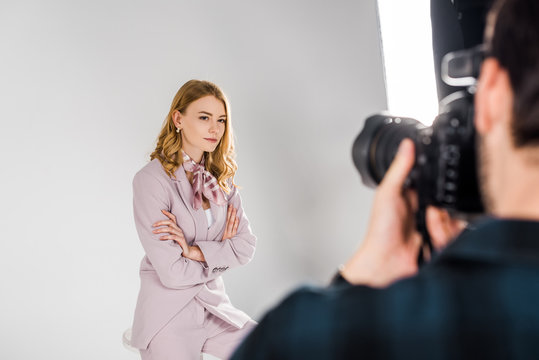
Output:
[{"xmin": 205, "ymin": 146, "xmax": 219, "ymax": 153}]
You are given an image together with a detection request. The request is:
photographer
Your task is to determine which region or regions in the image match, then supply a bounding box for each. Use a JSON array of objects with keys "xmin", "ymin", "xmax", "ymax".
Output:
[{"xmin": 231, "ymin": 0, "xmax": 539, "ymax": 358}]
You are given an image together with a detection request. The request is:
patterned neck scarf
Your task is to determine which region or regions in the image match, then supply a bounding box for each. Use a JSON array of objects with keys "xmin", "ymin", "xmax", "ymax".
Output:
[{"xmin": 182, "ymin": 151, "xmax": 226, "ymax": 210}]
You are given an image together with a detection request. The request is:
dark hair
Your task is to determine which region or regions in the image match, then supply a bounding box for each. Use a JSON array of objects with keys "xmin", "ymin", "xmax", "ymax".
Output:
[{"xmin": 488, "ymin": 0, "xmax": 539, "ymax": 147}]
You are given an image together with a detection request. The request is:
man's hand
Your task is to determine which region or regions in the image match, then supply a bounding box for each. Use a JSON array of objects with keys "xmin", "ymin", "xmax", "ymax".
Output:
[
  {"xmin": 341, "ymin": 139, "xmax": 467, "ymax": 287},
  {"xmin": 425, "ymin": 206, "xmax": 467, "ymax": 253},
  {"xmin": 342, "ymin": 139, "xmax": 421, "ymax": 287}
]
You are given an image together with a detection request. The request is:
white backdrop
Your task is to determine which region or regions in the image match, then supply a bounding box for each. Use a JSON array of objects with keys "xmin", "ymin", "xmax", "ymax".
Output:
[{"xmin": 0, "ymin": 0, "xmax": 386, "ymax": 358}]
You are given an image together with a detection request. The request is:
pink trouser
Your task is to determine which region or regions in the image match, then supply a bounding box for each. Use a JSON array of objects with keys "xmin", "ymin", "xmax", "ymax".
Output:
[{"xmin": 140, "ymin": 299, "xmax": 257, "ymax": 360}]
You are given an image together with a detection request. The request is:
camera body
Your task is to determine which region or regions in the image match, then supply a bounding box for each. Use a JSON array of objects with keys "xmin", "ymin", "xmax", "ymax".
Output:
[{"xmin": 352, "ymin": 46, "xmax": 485, "ymax": 216}]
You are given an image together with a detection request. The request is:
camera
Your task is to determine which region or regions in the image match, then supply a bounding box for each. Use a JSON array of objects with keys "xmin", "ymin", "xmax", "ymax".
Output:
[{"xmin": 352, "ymin": 45, "xmax": 486, "ymax": 216}]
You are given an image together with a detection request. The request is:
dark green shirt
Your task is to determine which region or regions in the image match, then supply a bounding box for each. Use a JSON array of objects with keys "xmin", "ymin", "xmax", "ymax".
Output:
[{"xmin": 232, "ymin": 218, "xmax": 539, "ymax": 359}]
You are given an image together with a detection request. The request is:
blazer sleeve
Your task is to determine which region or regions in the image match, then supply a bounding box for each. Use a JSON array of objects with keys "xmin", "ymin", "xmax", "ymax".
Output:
[
  {"xmin": 133, "ymin": 169, "xmax": 222, "ymax": 289},
  {"xmin": 195, "ymin": 185, "xmax": 257, "ymax": 274}
]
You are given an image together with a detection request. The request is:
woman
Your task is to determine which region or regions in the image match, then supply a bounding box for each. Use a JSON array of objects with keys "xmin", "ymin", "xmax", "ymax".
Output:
[{"xmin": 129, "ymin": 80, "xmax": 257, "ymax": 359}]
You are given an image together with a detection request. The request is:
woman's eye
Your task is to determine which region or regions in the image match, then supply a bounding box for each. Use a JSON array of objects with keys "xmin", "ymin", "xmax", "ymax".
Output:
[
  {"xmin": 218, "ymin": 119, "xmax": 226, "ymax": 123},
  {"xmin": 199, "ymin": 116, "xmax": 209, "ymax": 121}
]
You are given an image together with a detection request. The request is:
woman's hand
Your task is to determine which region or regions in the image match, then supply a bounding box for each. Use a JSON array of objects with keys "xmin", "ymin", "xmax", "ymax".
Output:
[
  {"xmin": 153, "ymin": 210, "xmax": 205, "ymax": 261},
  {"xmin": 222, "ymin": 205, "xmax": 240, "ymax": 241}
]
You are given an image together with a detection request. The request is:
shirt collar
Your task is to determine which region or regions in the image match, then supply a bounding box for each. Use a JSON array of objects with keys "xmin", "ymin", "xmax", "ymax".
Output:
[{"xmin": 432, "ymin": 217, "xmax": 539, "ymax": 266}]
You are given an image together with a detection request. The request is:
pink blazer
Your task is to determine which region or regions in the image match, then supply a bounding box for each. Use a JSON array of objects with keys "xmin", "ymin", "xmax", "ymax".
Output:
[{"xmin": 130, "ymin": 159, "xmax": 257, "ymax": 349}]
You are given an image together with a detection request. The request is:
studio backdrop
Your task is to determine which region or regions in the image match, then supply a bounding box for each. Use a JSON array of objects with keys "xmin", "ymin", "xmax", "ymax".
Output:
[{"xmin": 0, "ymin": 0, "xmax": 386, "ymax": 358}]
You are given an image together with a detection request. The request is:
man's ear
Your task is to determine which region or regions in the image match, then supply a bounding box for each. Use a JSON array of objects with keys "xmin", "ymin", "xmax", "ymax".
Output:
[
  {"xmin": 474, "ymin": 58, "xmax": 513, "ymax": 136},
  {"xmin": 474, "ymin": 58, "xmax": 498, "ymax": 135}
]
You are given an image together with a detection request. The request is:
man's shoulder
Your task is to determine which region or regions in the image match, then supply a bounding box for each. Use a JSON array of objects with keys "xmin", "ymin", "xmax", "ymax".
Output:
[
  {"xmin": 264, "ymin": 282, "xmax": 408, "ymax": 330},
  {"xmin": 249, "ymin": 280, "xmax": 444, "ymax": 359},
  {"xmin": 268, "ymin": 268, "xmax": 480, "ymax": 331}
]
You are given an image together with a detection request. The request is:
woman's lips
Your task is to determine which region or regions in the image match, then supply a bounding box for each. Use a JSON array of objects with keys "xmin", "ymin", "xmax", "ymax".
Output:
[{"xmin": 204, "ymin": 138, "xmax": 218, "ymax": 143}]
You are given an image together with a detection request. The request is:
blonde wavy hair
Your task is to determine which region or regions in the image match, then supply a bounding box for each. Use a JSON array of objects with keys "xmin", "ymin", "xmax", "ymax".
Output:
[{"xmin": 150, "ymin": 80, "xmax": 237, "ymax": 193}]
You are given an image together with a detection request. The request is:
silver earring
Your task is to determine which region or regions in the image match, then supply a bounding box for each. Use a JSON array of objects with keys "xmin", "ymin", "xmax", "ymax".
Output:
[{"xmin": 176, "ymin": 128, "xmax": 180, "ymax": 133}]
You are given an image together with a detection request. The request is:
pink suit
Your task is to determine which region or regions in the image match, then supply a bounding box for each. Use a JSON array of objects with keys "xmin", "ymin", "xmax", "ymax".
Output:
[{"xmin": 130, "ymin": 159, "xmax": 257, "ymax": 358}]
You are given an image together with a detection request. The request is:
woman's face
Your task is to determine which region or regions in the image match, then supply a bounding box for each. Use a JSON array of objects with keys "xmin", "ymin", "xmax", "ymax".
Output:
[{"xmin": 174, "ymin": 95, "xmax": 227, "ymax": 161}]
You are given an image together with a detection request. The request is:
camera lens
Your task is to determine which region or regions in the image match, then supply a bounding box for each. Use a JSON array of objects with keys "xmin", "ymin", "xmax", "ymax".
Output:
[{"xmin": 352, "ymin": 114, "xmax": 423, "ymax": 188}]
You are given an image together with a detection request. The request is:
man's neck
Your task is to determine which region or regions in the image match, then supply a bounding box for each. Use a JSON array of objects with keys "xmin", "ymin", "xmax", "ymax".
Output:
[{"xmin": 493, "ymin": 150, "xmax": 539, "ymax": 220}]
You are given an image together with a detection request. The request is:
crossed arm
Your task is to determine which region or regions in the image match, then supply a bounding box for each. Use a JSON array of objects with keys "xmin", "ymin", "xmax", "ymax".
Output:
[
  {"xmin": 133, "ymin": 170, "xmax": 256, "ymax": 289},
  {"xmin": 152, "ymin": 205, "xmax": 240, "ymax": 262}
]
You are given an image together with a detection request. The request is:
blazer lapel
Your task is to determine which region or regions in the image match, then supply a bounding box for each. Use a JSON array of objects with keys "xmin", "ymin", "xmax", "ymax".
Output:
[{"xmin": 172, "ymin": 164, "xmax": 208, "ymax": 242}]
